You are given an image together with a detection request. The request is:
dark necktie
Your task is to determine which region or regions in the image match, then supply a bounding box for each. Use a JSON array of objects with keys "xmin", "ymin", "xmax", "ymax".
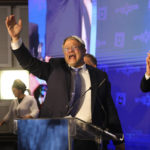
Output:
[{"xmin": 69, "ymin": 68, "xmax": 82, "ymax": 117}]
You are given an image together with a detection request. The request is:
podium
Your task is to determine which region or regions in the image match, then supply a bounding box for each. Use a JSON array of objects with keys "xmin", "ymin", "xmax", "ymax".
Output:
[{"xmin": 15, "ymin": 118, "xmax": 123, "ymax": 150}]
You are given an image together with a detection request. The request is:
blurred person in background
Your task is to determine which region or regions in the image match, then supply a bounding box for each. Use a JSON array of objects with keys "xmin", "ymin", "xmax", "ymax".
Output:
[
  {"xmin": 0, "ymin": 79, "xmax": 39, "ymax": 126},
  {"xmin": 84, "ymin": 53, "xmax": 97, "ymax": 68},
  {"xmin": 33, "ymin": 84, "xmax": 48, "ymax": 109}
]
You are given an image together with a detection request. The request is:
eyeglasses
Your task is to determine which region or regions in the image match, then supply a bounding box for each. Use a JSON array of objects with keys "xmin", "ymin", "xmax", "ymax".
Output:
[{"xmin": 63, "ymin": 46, "xmax": 81, "ymax": 52}]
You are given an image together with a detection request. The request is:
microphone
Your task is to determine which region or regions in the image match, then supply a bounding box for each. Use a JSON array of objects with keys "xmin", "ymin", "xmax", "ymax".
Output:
[
  {"xmin": 91, "ymin": 78, "xmax": 107, "ymax": 129},
  {"xmin": 66, "ymin": 78, "xmax": 106, "ymax": 116},
  {"xmin": 90, "ymin": 78, "xmax": 106, "ymax": 91},
  {"xmin": 66, "ymin": 86, "xmax": 91, "ymax": 116},
  {"xmin": 98, "ymin": 78, "xmax": 106, "ymax": 88}
]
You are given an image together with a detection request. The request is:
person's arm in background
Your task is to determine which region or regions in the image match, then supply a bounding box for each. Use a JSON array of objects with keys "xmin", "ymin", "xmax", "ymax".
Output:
[
  {"xmin": 0, "ymin": 101, "xmax": 14, "ymax": 126},
  {"xmin": 22, "ymin": 96, "xmax": 39, "ymax": 119},
  {"xmin": 29, "ymin": 96, "xmax": 40, "ymax": 118},
  {"xmin": 5, "ymin": 15, "xmax": 53, "ymax": 81},
  {"xmin": 141, "ymin": 53, "xmax": 150, "ymax": 92},
  {"xmin": 104, "ymin": 74, "xmax": 125, "ymax": 150}
]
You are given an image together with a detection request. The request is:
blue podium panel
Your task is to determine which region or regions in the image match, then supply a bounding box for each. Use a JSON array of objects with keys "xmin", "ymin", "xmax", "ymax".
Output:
[{"xmin": 17, "ymin": 119, "xmax": 68, "ymax": 150}]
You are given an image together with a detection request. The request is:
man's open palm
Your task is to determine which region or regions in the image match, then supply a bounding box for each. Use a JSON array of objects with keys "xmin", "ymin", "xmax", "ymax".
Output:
[{"xmin": 5, "ymin": 15, "xmax": 22, "ymax": 42}]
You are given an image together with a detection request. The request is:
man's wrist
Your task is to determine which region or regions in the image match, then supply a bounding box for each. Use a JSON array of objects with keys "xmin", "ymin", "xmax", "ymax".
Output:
[
  {"xmin": 11, "ymin": 37, "xmax": 22, "ymax": 50},
  {"xmin": 11, "ymin": 36, "xmax": 20, "ymax": 43}
]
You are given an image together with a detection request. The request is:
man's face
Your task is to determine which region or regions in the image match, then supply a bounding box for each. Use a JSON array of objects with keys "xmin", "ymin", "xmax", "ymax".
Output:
[{"xmin": 63, "ymin": 39, "xmax": 86, "ymax": 68}]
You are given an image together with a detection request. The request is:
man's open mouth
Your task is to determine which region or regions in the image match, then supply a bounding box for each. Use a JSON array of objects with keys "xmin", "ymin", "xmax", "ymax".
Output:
[{"xmin": 69, "ymin": 54, "xmax": 76, "ymax": 59}]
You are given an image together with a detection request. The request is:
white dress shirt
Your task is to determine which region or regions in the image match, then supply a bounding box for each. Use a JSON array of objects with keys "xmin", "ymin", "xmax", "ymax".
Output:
[{"xmin": 70, "ymin": 65, "xmax": 92, "ymax": 123}]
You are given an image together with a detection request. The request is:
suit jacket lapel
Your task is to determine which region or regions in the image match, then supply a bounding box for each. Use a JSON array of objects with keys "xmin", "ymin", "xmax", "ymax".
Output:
[
  {"xmin": 64, "ymin": 63, "xmax": 98, "ymax": 109},
  {"xmin": 86, "ymin": 65, "xmax": 98, "ymax": 114},
  {"xmin": 64, "ymin": 62, "xmax": 72, "ymax": 102}
]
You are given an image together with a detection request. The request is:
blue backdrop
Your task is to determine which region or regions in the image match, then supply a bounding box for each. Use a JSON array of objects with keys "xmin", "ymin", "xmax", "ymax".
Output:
[
  {"xmin": 96, "ymin": 1, "xmax": 150, "ymax": 149},
  {"xmin": 29, "ymin": 0, "xmax": 150, "ymax": 149}
]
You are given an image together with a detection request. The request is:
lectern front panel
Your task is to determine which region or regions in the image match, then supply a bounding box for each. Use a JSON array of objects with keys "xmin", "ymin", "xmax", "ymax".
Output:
[{"xmin": 17, "ymin": 119, "xmax": 68, "ymax": 150}]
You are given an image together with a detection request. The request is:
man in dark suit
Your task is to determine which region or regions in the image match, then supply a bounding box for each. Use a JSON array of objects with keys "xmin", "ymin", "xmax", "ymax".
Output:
[{"xmin": 5, "ymin": 15, "xmax": 125, "ymax": 150}]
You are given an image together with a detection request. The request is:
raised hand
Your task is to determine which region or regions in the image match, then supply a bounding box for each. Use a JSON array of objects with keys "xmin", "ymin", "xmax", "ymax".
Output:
[
  {"xmin": 5, "ymin": 15, "xmax": 22, "ymax": 42},
  {"xmin": 146, "ymin": 53, "xmax": 150, "ymax": 76}
]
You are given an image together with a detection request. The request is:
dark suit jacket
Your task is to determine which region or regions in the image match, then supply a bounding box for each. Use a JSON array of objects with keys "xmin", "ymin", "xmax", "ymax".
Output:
[
  {"xmin": 12, "ymin": 44, "xmax": 123, "ymax": 145},
  {"xmin": 141, "ymin": 76, "xmax": 150, "ymax": 92}
]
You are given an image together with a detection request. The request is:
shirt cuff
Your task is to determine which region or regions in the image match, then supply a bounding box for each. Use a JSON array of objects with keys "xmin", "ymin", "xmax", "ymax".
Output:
[
  {"xmin": 11, "ymin": 38, "xmax": 22, "ymax": 50},
  {"xmin": 145, "ymin": 73, "xmax": 150, "ymax": 80}
]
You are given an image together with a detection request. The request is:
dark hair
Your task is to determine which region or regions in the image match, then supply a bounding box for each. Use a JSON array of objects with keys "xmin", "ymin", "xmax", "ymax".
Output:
[
  {"xmin": 12, "ymin": 79, "xmax": 27, "ymax": 94},
  {"xmin": 84, "ymin": 54, "xmax": 97, "ymax": 66},
  {"xmin": 12, "ymin": 79, "xmax": 31, "ymax": 95},
  {"xmin": 63, "ymin": 35, "xmax": 85, "ymax": 49}
]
